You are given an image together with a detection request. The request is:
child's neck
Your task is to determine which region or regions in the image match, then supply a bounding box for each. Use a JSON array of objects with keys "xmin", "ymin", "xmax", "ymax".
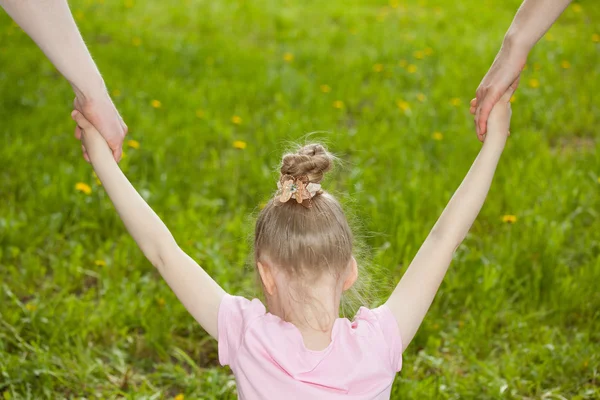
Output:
[{"xmin": 268, "ymin": 281, "xmax": 343, "ymax": 351}]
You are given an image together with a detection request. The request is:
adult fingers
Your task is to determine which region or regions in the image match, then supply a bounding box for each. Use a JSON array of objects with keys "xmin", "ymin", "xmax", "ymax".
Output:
[
  {"xmin": 474, "ymin": 87, "xmax": 486, "ymax": 137},
  {"xmin": 82, "ymin": 143, "xmax": 90, "ymax": 163},
  {"xmin": 74, "ymin": 124, "xmax": 82, "ymax": 140},
  {"xmin": 503, "ymin": 74, "xmax": 521, "ymax": 102},
  {"xmin": 476, "ymin": 97, "xmax": 495, "ymax": 141},
  {"xmin": 109, "ymin": 119, "xmax": 128, "ymax": 163},
  {"xmin": 112, "ymin": 145, "xmax": 123, "ymax": 163},
  {"xmin": 475, "ymin": 86, "xmax": 503, "ymax": 140},
  {"xmin": 469, "ymin": 98, "xmax": 477, "ymax": 115}
]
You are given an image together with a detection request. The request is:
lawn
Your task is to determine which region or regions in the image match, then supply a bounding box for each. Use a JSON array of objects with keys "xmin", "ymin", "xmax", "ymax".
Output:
[{"xmin": 0, "ymin": 0, "xmax": 599, "ymax": 398}]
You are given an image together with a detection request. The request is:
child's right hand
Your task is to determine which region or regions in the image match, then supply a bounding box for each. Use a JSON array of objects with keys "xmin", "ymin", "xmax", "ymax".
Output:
[
  {"xmin": 470, "ymin": 90, "xmax": 512, "ymax": 142},
  {"xmin": 71, "ymin": 110, "xmax": 112, "ymax": 160}
]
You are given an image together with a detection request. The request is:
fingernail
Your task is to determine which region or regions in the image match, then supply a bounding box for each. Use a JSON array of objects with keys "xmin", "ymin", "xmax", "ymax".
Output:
[{"xmin": 71, "ymin": 110, "xmax": 78, "ymax": 118}]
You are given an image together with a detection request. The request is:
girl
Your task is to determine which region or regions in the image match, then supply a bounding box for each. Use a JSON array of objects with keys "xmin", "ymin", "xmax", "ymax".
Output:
[{"xmin": 71, "ymin": 90, "xmax": 511, "ymax": 399}]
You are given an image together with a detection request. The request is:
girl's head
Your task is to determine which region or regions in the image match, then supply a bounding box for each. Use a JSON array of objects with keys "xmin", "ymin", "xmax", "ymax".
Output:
[{"xmin": 254, "ymin": 144, "xmax": 357, "ymax": 322}]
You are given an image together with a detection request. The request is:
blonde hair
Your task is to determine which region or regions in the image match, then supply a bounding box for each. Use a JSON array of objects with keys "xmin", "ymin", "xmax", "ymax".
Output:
[{"xmin": 254, "ymin": 144, "xmax": 353, "ymax": 283}]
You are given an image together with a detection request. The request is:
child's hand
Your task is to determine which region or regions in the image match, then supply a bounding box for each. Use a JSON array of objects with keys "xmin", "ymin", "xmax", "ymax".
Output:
[
  {"xmin": 71, "ymin": 110, "xmax": 112, "ymax": 159},
  {"xmin": 471, "ymin": 90, "xmax": 512, "ymax": 142}
]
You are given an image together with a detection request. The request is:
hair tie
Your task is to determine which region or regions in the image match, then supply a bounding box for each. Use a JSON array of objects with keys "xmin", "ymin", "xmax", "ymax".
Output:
[{"xmin": 276, "ymin": 175, "xmax": 322, "ymax": 208}]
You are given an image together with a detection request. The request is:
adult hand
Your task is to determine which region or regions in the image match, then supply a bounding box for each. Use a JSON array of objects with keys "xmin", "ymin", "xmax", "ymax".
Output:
[
  {"xmin": 73, "ymin": 90, "xmax": 127, "ymax": 162},
  {"xmin": 471, "ymin": 43, "xmax": 527, "ymax": 141},
  {"xmin": 484, "ymin": 88, "xmax": 513, "ymax": 143}
]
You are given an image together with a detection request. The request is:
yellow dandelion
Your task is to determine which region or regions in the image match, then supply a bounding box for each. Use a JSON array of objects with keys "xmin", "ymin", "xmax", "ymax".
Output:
[
  {"xmin": 561, "ymin": 60, "xmax": 571, "ymax": 69},
  {"xmin": 416, "ymin": 93, "xmax": 426, "ymax": 102},
  {"xmin": 283, "ymin": 53, "xmax": 294, "ymax": 62},
  {"xmin": 333, "ymin": 100, "xmax": 344, "ymax": 109},
  {"xmin": 174, "ymin": 394, "xmax": 184, "ymax": 400},
  {"xmin": 233, "ymin": 140, "xmax": 247, "ymax": 149},
  {"xmin": 373, "ymin": 63, "xmax": 384, "ymax": 73},
  {"xmin": 127, "ymin": 139, "xmax": 140, "ymax": 149},
  {"xmin": 424, "ymin": 47, "xmax": 433, "ymax": 56},
  {"xmin": 132, "ymin": 37, "xmax": 142, "ymax": 46},
  {"xmin": 502, "ymin": 215, "xmax": 517, "ymax": 224},
  {"xmin": 157, "ymin": 298, "xmax": 166, "ymax": 307},
  {"xmin": 593, "ymin": 34, "xmax": 600, "ymax": 43},
  {"xmin": 74, "ymin": 10, "xmax": 85, "ymax": 21},
  {"xmin": 94, "ymin": 260, "xmax": 106, "ymax": 267},
  {"xmin": 195, "ymin": 109, "xmax": 205, "ymax": 118},
  {"xmin": 571, "ymin": 3, "xmax": 582, "ymax": 12},
  {"xmin": 111, "ymin": 89, "xmax": 121, "ymax": 97},
  {"xmin": 450, "ymin": 97, "xmax": 461, "ymax": 106},
  {"xmin": 75, "ymin": 182, "xmax": 92, "ymax": 195},
  {"xmin": 510, "ymin": 95, "xmax": 516, "ymax": 103},
  {"xmin": 231, "ymin": 115, "xmax": 242, "ymax": 125},
  {"xmin": 151, "ymin": 99, "xmax": 161, "ymax": 108},
  {"xmin": 125, "ymin": 0, "xmax": 134, "ymax": 8},
  {"xmin": 413, "ymin": 50, "xmax": 424, "ymax": 59},
  {"xmin": 121, "ymin": 152, "xmax": 127, "ymax": 159},
  {"xmin": 407, "ymin": 64, "xmax": 417, "ymax": 73},
  {"xmin": 544, "ymin": 33, "xmax": 555, "ymax": 42},
  {"xmin": 398, "ymin": 59, "xmax": 408, "ymax": 68},
  {"xmin": 432, "ymin": 132, "xmax": 443, "ymax": 141},
  {"xmin": 396, "ymin": 100, "xmax": 410, "ymax": 111},
  {"xmin": 389, "ymin": 0, "xmax": 399, "ymax": 8},
  {"xmin": 528, "ymin": 78, "xmax": 540, "ymax": 88},
  {"xmin": 320, "ymin": 84, "xmax": 331, "ymax": 93},
  {"xmin": 25, "ymin": 303, "xmax": 37, "ymax": 311}
]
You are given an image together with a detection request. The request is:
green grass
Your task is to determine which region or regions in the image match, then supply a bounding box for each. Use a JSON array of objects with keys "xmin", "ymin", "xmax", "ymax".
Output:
[{"xmin": 1, "ymin": 0, "xmax": 599, "ymax": 398}]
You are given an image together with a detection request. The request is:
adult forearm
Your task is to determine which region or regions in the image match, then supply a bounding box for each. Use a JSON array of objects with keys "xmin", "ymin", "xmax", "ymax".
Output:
[
  {"xmin": 1, "ymin": 0, "xmax": 105, "ymax": 97},
  {"xmin": 503, "ymin": 0, "xmax": 572, "ymax": 54}
]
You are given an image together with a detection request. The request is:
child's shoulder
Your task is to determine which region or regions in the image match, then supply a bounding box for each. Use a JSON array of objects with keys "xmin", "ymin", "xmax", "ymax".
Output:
[
  {"xmin": 345, "ymin": 304, "xmax": 401, "ymax": 342},
  {"xmin": 219, "ymin": 294, "xmax": 266, "ymax": 325}
]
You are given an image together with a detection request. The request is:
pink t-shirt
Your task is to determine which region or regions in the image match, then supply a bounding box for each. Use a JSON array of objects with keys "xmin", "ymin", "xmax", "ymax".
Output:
[{"xmin": 218, "ymin": 294, "xmax": 403, "ymax": 400}]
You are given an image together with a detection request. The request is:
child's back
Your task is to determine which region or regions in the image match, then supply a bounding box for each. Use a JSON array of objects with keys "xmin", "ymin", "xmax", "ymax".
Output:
[{"xmin": 219, "ymin": 295, "xmax": 402, "ymax": 399}]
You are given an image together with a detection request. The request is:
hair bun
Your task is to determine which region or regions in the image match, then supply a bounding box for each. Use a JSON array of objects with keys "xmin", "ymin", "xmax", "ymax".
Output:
[{"xmin": 280, "ymin": 143, "xmax": 333, "ymax": 184}]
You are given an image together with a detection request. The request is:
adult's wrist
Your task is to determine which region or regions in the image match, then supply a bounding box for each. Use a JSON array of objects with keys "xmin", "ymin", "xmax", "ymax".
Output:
[
  {"xmin": 502, "ymin": 30, "xmax": 532, "ymax": 61},
  {"xmin": 71, "ymin": 75, "xmax": 107, "ymax": 102}
]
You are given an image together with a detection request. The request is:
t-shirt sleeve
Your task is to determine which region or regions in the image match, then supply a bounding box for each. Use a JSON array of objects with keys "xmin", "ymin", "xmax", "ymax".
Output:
[
  {"xmin": 217, "ymin": 293, "xmax": 266, "ymax": 367},
  {"xmin": 367, "ymin": 304, "xmax": 403, "ymax": 372}
]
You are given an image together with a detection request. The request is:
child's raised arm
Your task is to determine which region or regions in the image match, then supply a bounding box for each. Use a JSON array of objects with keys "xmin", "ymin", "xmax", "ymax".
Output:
[
  {"xmin": 71, "ymin": 111, "xmax": 225, "ymax": 339},
  {"xmin": 385, "ymin": 92, "xmax": 512, "ymax": 351}
]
